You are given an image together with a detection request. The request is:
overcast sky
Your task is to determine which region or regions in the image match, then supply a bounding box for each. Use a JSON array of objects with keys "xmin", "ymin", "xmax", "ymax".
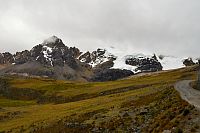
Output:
[{"xmin": 0, "ymin": 0, "xmax": 200, "ymax": 57}]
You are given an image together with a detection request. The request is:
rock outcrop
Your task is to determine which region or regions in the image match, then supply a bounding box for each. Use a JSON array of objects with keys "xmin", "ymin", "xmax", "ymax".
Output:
[
  {"xmin": 125, "ymin": 54, "xmax": 163, "ymax": 72},
  {"xmin": 183, "ymin": 58, "xmax": 195, "ymax": 66},
  {"xmin": 0, "ymin": 52, "xmax": 14, "ymax": 64}
]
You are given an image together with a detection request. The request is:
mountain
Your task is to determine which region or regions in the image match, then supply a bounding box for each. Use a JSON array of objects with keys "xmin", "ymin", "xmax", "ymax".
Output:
[
  {"xmin": 0, "ymin": 36, "xmax": 93, "ymax": 81},
  {"xmin": 0, "ymin": 36, "xmax": 134, "ymax": 81},
  {"xmin": 0, "ymin": 36, "xmax": 196, "ymax": 81}
]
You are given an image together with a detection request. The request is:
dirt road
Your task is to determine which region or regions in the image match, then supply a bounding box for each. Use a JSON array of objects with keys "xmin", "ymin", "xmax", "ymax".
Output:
[{"xmin": 175, "ymin": 80, "xmax": 200, "ymax": 109}]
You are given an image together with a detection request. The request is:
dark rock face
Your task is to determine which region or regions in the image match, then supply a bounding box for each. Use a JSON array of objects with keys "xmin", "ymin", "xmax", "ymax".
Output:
[
  {"xmin": 95, "ymin": 60, "xmax": 114, "ymax": 70},
  {"xmin": 198, "ymin": 59, "xmax": 200, "ymax": 65},
  {"xmin": 51, "ymin": 47, "xmax": 65, "ymax": 66},
  {"xmin": 125, "ymin": 55, "xmax": 163, "ymax": 72},
  {"xmin": 90, "ymin": 69, "xmax": 134, "ymax": 82},
  {"xmin": 0, "ymin": 52, "xmax": 14, "ymax": 64},
  {"xmin": 30, "ymin": 44, "xmax": 43, "ymax": 57},
  {"xmin": 14, "ymin": 50, "xmax": 31, "ymax": 64},
  {"xmin": 79, "ymin": 51, "xmax": 91, "ymax": 63},
  {"xmin": 68, "ymin": 47, "xmax": 81, "ymax": 58},
  {"xmin": 183, "ymin": 58, "xmax": 195, "ymax": 66}
]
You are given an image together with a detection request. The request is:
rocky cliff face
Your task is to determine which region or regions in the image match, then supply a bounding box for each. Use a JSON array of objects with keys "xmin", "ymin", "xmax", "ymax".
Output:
[
  {"xmin": 183, "ymin": 58, "xmax": 196, "ymax": 66},
  {"xmin": 125, "ymin": 54, "xmax": 163, "ymax": 72},
  {"xmin": 0, "ymin": 52, "xmax": 15, "ymax": 64}
]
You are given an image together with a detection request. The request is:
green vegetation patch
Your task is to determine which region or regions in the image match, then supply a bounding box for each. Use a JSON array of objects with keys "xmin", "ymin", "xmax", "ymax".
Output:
[{"xmin": 0, "ymin": 97, "xmax": 36, "ymax": 107}]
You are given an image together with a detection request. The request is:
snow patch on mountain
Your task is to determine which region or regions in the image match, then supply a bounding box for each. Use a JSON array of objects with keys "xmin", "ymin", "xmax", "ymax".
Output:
[
  {"xmin": 112, "ymin": 56, "xmax": 139, "ymax": 72},
  {"xmin": 42, "ymin": 46, "xmax": 52, "ymax": 58},
  {"xmin": 89, "ymin": 58, "xmax": 109, "ymax": 68},
  {"xmin": 111, "ymin": 53, "xmax": 152, "ymax": 73},
  {"xmin": 157, "ymin": 55, "xmax": 184, "ymax": 70},
  {"xmin": 103, "ymin": 47, "xmax": 152, "ymax": 72},
  {"xmin": 104, "ymin": 47, "xmax": 185, "ymax": 72},
  {"xmin": 89, "ymin": 49, "xmax": 112, "ymax": 67}
]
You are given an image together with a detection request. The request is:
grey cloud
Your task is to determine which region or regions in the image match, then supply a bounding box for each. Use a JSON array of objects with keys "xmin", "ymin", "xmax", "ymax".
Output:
[{"xmin": 0, "ymin": 0, "xmax": 200, "ymax": 57}]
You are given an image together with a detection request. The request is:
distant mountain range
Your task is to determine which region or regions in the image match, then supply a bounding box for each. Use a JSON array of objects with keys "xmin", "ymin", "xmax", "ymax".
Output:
[{"xmin": 0, "ymin": 36, "xmax": 198, "ymax": 81}]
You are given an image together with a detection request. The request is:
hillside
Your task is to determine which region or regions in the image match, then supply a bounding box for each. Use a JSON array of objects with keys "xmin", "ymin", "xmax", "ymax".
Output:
[{"xmin": 0, "ymin": 66, "xmax": 199, "ymax": 132}]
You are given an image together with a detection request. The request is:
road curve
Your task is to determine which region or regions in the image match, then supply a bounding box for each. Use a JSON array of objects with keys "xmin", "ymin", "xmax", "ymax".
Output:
[{"xmin": 175, "ymin": 80, "xmax": 200, "ymax": 109}]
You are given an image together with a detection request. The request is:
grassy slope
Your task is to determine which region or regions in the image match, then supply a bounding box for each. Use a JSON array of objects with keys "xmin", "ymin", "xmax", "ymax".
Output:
[
  {"xmin": 0, "ymin": 66, "xmax": 199, "ymax": 132},
  {"xmin": 0, "ymin": 97, "xmax": 36, "ymax": 107}
]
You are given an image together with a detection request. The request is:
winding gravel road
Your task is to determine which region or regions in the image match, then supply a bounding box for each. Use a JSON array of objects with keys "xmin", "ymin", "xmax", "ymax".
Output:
[{"xmin": 175, "ymin": 80, "xmax": 200, "ymax": 109}]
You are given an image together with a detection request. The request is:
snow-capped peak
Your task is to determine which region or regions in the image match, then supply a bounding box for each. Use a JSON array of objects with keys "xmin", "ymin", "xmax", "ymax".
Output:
[
  {"xmin": 43, "ymin": 36, "xmax": 59, "ymax": 45},
  {"xmin": 42, "ymin": 35, "xmax": 65, "ymax": 48}
]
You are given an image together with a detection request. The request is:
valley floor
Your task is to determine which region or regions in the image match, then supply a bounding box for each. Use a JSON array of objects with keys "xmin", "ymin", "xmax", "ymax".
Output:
[{"xmin": 0, "ymin": 66, "xmax": 200, "ymax": 132}]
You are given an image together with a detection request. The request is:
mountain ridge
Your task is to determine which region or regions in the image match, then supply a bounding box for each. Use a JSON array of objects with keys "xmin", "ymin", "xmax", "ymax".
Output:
[{"xmin": 0, "ymin": 36, "xmax": 197, "ymax": 81}]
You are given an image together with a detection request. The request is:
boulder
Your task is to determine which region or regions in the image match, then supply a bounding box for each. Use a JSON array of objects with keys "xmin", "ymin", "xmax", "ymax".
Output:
[{"xmin": 183, "ymin": 58, "xmax": 195, "ymax": 66}]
